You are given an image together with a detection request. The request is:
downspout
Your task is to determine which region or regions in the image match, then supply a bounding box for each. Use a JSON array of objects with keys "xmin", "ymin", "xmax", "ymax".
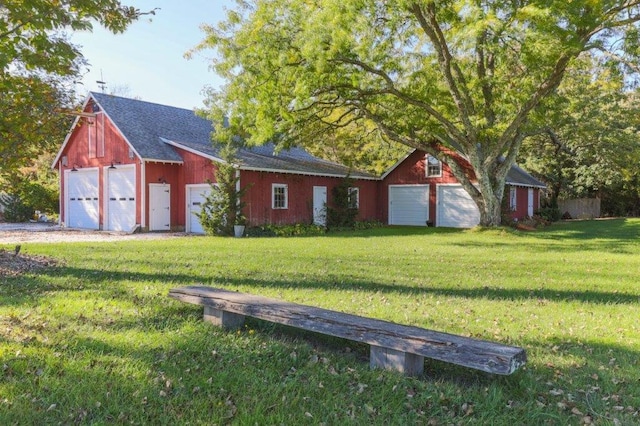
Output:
[{"xmin": 141, "ymin": 160, "xmax": 146, "ymax": 229}]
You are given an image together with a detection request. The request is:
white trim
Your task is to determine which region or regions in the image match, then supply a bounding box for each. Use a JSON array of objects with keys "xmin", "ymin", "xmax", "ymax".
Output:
[
  {"xmin": 239, "ymin": 165, "xmax": 378, "ymax": 180},
  {"xmin": 348, "ymin": 187, "xmax": 360, "ymax": 209},
  {"xmin": 505, "ymin": 181, "xmax": 546, "ymax": 189},
  {"xmin": 380, "ymin": 150, "xmax": 415, "ymax": 180},
  {"xmin": 141, "ymin": 161, "xmax": 146, "ymax": 228},
  {"xmin": 52, "ymin": 93, "xmax": 145, "ymax": 169},
  {"xmin": 509, "ymin": 187, "xmax": 517, "ymax": 211},
  {"xmin": 161, "ymin": 138, "xmax": 226, "ymax": 164},
  {"xmin": 58, "ymin": 162, "xmax": 63, "ymax": 225},
  {"xmin": 52, "ymin": 96, "xmax": 92, "ymax": 168},
  {"xmin": 272, "ymin": 183, "xmax": 288, "ymax": 209},
  {"xmin": 527, "ymin": 188, "xmax": 535, "ymax": 217},
  {"xmin": 425, "ymin": 154, "xmax": 443, "ymax": 178}
]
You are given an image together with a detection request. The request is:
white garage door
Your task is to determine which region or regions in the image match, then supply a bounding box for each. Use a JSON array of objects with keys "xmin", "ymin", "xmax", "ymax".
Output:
[
  {"xmin": 389, "ymin": 185, "xmax": 429, "ymax": 226},
  {"xmin": 437, "ymin": 185, "xmax": 480, "ymax": 228},
  {"xmin": 106, "ymin": 166, "xmax": 136, "ymax": 231},
  {"xmin": 187, "ymin": 185, "xmax": 211, "ymax": 234},
  {"xmin": 66, "ymin": 169, "xmax": 99, "ymax": 229}
]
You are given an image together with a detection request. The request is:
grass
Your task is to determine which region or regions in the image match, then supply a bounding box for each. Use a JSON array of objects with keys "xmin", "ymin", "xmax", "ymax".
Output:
[{"xmin": 1, "ymin": 219, "xmax": 639, "ymax": 425}]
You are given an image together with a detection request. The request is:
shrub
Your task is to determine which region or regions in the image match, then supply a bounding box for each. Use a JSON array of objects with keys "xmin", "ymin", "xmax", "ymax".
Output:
[
  {"xmin": 326, "ymin": 176, "xmax": 358, "ymax": 229},
  {"xmin": 246, "ymin": 223, "xmax": 326, "ymax": 237},
  {"xmin": 535, "ymin": 206, "xmax": 561, "ymax": 222},
  {"xmin": 0, "ymin": 194, "xmax": 33, "ymax": 222},
  {"xmin": 196, "ymin": 146, "xmax": 249, "ymax": 236}
]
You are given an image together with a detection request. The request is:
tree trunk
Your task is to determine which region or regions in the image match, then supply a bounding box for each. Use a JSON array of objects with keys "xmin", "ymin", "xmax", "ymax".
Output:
[{"xmin": 478, "ymin": 192, "xmax": 503, "ymax": 227}]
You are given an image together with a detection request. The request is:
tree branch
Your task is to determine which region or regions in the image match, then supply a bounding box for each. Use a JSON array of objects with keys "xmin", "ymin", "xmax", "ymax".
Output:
[{"xmin": 410, "ymin": 2, "xmax": 477, "ymax": 139}]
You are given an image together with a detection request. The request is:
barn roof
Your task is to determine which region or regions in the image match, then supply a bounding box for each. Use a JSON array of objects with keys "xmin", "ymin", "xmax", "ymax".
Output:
[{"xmin": 89, "ymin": 92, "xmax": 376, "ymax": 179}]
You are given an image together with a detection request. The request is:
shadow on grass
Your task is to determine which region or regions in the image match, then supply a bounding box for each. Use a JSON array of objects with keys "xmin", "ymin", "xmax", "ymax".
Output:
[
  {"xmin": 2, "ymin": 275, "xmax": 639, "ymax": 424},
  {"xmin": 2, "ymin": 261, "xmax": 638, "ymax": 311}
]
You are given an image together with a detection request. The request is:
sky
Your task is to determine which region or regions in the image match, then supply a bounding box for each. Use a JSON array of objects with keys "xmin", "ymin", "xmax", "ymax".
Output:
[{"xmin": 71, "ymin": 0, "xmax": 228, "ymax": 110}]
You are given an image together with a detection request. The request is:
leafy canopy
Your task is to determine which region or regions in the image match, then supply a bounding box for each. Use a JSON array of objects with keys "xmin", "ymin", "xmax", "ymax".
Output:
[
  {"xmin": 196, "ymin": 0, "xmax": 640, "ymax": 226},
  {"xmin": 0, "ymin": 1, "xmax": 154, "ymax": 180}
]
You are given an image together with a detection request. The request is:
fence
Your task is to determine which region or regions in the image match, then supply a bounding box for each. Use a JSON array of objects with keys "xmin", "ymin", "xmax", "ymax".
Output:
[{"xmin": 557, "ymin": 198, "xmax": 601, "ymax": 219}]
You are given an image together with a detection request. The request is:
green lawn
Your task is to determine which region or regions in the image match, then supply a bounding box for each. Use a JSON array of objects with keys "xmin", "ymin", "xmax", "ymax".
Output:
[{"xmin": 1, "ymin": 219, "xmax": 639, "ymax": 425}]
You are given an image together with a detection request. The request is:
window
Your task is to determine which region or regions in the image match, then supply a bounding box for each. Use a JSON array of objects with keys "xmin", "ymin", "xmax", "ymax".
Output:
[
  {"xmin": 509, "ymin": 187, "xmax": 517, "ymax": 211},
  {"xmin": 348, "ymin": 187, "xmax": 359, "ymax": 209},
  {"xmin": 88, "ymin": 118, "xmax": 96, "ymax": 158},
  {"xmin": 272, "ymin": 184, "xmax": 288, "ymax": 209},
  {"xmin": 425, "ymin": 155, "xmax": 442, "ymax": 177}
]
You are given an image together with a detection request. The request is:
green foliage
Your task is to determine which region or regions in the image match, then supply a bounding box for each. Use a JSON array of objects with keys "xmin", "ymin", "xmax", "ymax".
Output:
[
  {"xmin": 520, "ymin": 54, "xmax": 640, "ymax": 212},
  {"xmin": 246, "ymin": 223, "xmax": 326, "ymax": 237},
  {"xmin": 326, "ymin": 176, "xmax": 358, "ymax": 229},
  {"xmin": 1, "ymin": 2, "xmax": 153, "ymax": 75},
  {"xmin": 196, "ymin": 146, "xmax": 248, "ymax": 236},
  {"xmin": 195, "ymin": 0, "xmax": 640, "ymax": 226},
  {"xmin": 534, "ymin": 207, "xmax": 562, "ymax": 223},
  {"xmin": 0, "ymin": 194, "xmax": 32, "ymax": 222},
  {"xmin": 0, "ymin": 75, "xmax": 75, "ymax": 174},
  {"xmin": 0, "ymin": 156, "xmax": 59, "ymax": 222},
  {"xmin": 1, "ymin": 1, "xmax": 153, "ymax": 179}
]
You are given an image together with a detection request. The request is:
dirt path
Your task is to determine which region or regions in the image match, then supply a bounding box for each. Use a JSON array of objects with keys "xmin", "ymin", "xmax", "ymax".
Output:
[{"xmin": 0, "ymin": 223, "xmax": 187, "ymax": 244}]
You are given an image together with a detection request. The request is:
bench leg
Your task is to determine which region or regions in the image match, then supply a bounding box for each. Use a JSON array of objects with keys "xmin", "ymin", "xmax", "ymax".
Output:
[
  {"xmin": 370, "ymin": 345, "xmax": 424, "ymax": 376},
  {"xmin": 203, "ymin": 306, "xmax": 245, "ymax": 329}
]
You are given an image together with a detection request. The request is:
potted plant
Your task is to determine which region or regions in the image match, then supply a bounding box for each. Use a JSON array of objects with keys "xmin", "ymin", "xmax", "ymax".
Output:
[{"xmin": 233, "ymin": 215, "xmax": 246, "ymax": 238}]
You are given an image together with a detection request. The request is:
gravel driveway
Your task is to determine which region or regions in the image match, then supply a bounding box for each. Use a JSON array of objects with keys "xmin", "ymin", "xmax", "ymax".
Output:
[{"xmin": 0, "ymin": 222, "xmax": 186, "ymax": 244}]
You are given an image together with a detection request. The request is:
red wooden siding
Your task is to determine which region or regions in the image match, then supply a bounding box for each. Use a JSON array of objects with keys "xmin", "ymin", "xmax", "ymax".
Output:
[
  {"xmin": 144, "ymin": 162, "xmax": 182, "ymax": 229},
  {"xmin": 508, "ymin": 186, "xmax": 541, "ymax": 220},
  {"xmin": 240, "ymin": 170, "xmax": 379, "ymax": 226}
]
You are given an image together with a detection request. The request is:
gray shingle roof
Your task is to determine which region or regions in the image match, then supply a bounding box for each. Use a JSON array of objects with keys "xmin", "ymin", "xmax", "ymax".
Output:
[
  {"xmin": 506, "ymin": 163, "xmax": 546, "ymax": 188},
  {"xmin": 91, "ymin": 92, "xmax": 375, "ymax": 179}
]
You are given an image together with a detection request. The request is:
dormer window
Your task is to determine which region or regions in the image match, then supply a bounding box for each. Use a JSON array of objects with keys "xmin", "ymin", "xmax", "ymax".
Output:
[{"xmin": 425, "ymin": 155, "xmax": 442, "ymax": 177}]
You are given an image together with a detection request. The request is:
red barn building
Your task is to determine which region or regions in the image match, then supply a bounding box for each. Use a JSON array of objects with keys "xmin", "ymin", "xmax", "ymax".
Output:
[{"xmin": 52, "ymin": 93, "xmax": 544, "ymax": 232}]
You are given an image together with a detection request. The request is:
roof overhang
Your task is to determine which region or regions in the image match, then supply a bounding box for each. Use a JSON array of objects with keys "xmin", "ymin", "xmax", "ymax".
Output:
[
  {"xmin": 51, "ymin": 93, "xmax": 144, "ymax": 169},
  {"xmin": 162, "ymin": 138, "xmax": 379, "ymax": 180}
]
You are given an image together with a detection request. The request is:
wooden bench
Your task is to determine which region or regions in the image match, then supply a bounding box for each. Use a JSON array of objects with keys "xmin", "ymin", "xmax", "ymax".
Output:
[{"xmin": 168, "ymin": 286, "xmax": 526, "ymax": 376}]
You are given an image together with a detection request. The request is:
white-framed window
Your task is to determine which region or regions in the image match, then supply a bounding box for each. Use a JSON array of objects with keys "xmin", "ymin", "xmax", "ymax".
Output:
[
  {"xmin": 348, "ymin": 187, "xmax": 359, "ymax": 209},
  {"xmin": 272, "ymin": 184, "xmax": 288, "ymax": 209},
  {"xmin": 509, "ymin": 187, "xmax": 517, "ymax": 211},
  {"xmin": 425, "ymin": 154, "xmax": 442, "ymax": 177}
]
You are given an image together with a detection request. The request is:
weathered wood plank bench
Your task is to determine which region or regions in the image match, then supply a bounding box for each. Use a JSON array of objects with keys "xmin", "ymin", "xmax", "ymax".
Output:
[{"xmin": 168, "ymin": 286, "xmax": 526, "ymax": 376}]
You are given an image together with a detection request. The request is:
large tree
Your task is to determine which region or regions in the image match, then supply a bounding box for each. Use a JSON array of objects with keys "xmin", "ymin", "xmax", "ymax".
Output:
[
  {"xmin": 196, "ymin": 0, "xmax": 640, "ymax": 226},
  {"xmin": 0, "ymin": 1, "xmax": 153, "ymax": 177}
]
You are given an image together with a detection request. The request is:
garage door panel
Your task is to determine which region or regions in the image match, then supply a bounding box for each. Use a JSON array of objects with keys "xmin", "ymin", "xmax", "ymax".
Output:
[
  {"xmin": 66, "ymin": 170, "xmax": 99, "ymax": 230},
  {"xmin": 437, "ymin": 185, "xmax": 480, "ymax": 228},
  {"xmin": 107, "ymin": 167, "xmax": 135, "ymax": 231},
  {"xmin": 389, "ymin": 185, "xmax": 429, "ymax": 226}
]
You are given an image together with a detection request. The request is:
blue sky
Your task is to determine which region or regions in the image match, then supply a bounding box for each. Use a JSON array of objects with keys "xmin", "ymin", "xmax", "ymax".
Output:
[{"xmin": 71, "ymin": 0, "xmax": 228, "ymax": 110}]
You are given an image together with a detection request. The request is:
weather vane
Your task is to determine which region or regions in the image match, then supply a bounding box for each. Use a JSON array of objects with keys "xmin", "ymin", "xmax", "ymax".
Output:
[{"xmin": 96, "ymin": 69, "xmax": 107, "ymax": 93}]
